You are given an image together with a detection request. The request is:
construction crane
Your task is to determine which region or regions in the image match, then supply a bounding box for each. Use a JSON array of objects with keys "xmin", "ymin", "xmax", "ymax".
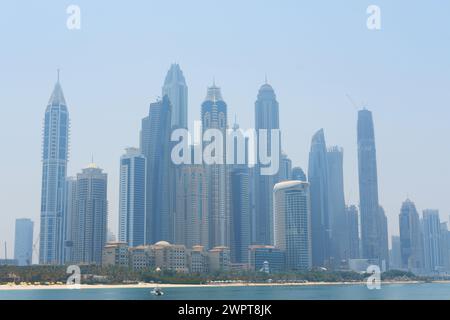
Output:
[{"xmin": 346, "ymin": 94, "xmax": 360, "ymax": 110}]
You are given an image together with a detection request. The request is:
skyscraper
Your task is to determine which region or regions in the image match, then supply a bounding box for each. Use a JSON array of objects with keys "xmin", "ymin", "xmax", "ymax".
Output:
[
  {"xmin": 201, "ymin": 83, "xmax": 229, "ymax": 248},
  {"xmin": 439, "ymin": 222, "xmax": 450, "ymax": 271},
  {"xmin": 357, "ymin": 108, "xmax": 387, "ymax": 266},
  {"xmin": 72, "ymin": 163, "xmax": 108, "ymax": 265},
  {"xmin": 119, "ymin": 148, "xmax": 146, "ymax": 247},
  {"xmin": 230, "ymin": 167, "xmax": 251, "ymax": 263},
  {"xmin": 63, "ymin": 177, "xmax": 77, "ymax": 263},
  {"xmin": 273, "ymin": 180, "xmax": 312, "ymax": 270},
  {"xmin": 308, "ymin": 129, "xmax": 330, "ymax": 267},
  {"xmin": 422, "ymin": 209, "xmax": 443, "ymax": 273},
  {"xmin": 390, "ymin": 235, "xmax": 402, "ymax": 269},
  {"xmin": 326, "ymin": 146, "xmax": 347, "ymax": 267},
  {"xmin": 39, "ymin": 73, "xmax": 70, "ymax": 265},
  {"xmin": 14, "ymin": 219, "xmax": 34, "ymax": 266},
  {"xmin": 162, "ymin": 63, "xmax": 188, "ymax": 129},
  {"xmin": 346, "ymin": 205, "xmax": 360, "ymax": 259},
  {"xmin": 399, "ymin": 199, "xmax": 424, "ymax": 272},
  {"xmin": 291, "ymin": 167, "xmax": 306, "ymax": 182},
  {"xmin": 141, "ymin": 96, "xmax": 172, "ymax": 244},
  {"xmin": 175, "ymin": 162, "xmax": 209, "ymax": 249},
  {"xmin": 279, "ymin": 153, "xmax": 292, "ymax": 181},
  {"xmin": 254, "ymin": 82, "xmax": 280, "ymax": 245}
]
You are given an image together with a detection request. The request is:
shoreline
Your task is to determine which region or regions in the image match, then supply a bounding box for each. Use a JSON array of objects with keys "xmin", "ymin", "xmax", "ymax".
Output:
[{"xmin": 0, "ymin": 280, "xmax": 433, "ymax": 291}]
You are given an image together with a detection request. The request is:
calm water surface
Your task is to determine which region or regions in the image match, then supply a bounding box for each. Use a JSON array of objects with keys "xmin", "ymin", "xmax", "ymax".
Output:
[{"xmin": 1, "ymin": 283, "xmax": 450, "ymax": 300}]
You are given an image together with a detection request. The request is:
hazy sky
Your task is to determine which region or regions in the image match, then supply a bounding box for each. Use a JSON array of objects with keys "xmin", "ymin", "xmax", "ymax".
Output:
[{"xmin": 1, "ymin": 1, "xmax": 449, "ymax": 260}]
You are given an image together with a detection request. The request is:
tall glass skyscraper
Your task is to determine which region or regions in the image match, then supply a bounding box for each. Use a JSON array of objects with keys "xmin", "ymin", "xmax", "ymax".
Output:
[
  {"xmin": 357, "ymin": 108, "xmax": 388, "ymax": 267},
  {"xmin": 346, "ymin": 205, "xmax": 360, "ymax": 259},
  {"xmin": 201, "ymin": 83, "xmax": 229, "ymax": 248},
  {"xmin": 308, "ymin": 129, "xmax": 330, "ymax": 267},
  {"xmin": 422, "ymin": 209, "xmax": 443, "ymax": 273},
  {"xmin": 273, "ymin": 180, "xmax": 312, "ymax": 271},
  {"xmin": 162, "ymin": 63, "xmax": 188, "ymax": 129},
  {"xmin": 39, "ymin": 74, "xmax": 70, "ymax": 265},
  {"xmin": 254, "ymin": 82, "xmax": 280, "ymax": 245},
  {"xmin": 14, "ymin": 218, "xmax": 34, "ymax": 266},
  {"xmin": 230, "ymin": 167, "xmax": 251, "ymax": 263},
  {"xmin": 175, "ymin": 163, "xmax": 209, "ymax": 249},
  {"xmin": 119, "ymin": 148, "xmax": 147, "ymax": 247},
  {"xmin": 327, "ymin": 146, "xmax": 347, "ymax": 267},
  {"xmin": 72, "ymin": 164, "xmax": 108, "ymax": 265},
  {"xmin": 291, "ymin": 167, "xmax": 306, "ymax": 182},
  {"xmin": 63, "ymin": 177, "xmax": 77, "ymax": 263},
  {"xmin": 141, "ymin": 96, "xmax": 172, "ymax": 244},
  {"xmin": 399, "ymin": 199, "xmax": 424, "ymax": 272}
]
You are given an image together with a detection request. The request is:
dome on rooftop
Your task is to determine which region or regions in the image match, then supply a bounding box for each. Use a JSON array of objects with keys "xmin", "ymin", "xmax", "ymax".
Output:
[{"xmin": 155, "ymin": 241, "xmax": 171, "ymax": 247}]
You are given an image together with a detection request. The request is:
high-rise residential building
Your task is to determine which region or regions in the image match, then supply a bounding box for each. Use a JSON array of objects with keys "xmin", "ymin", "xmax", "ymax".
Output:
[
  {"xmin": 279, "ymin": 153, "xmax": 292, "ymax": 181},
  {"xmin": 119, "ymin": 148, "xmax": 146, "ymax": 247},
  {"xmin": 399, "ymin": 199, "xmax": 424, "ymax": 272},
  {"xmin": 175, "ymin": 163, "xmax": 209, "ymax": 249},
  {"xmin": 230, "ymin": 167, "xmax": 251, "ymax": 263},
  {"xmin": 72, "ymin": 164, "xmax": 108, "ymax": 265},
  {"xmin": 439, "ymin": 222, "xmax": 450, "ymax": 271},
  {"xmin": 63, "ymin": 177, "xmax": 77, "ymax": 263},
  {"xmin": 141, "ymin": 96, "xmax": 172, "ymax": 244},
  {"xmin": 422, "ymin": 209, "xmax": 443, "ymax": 273},
  {"xmin": 291, "ymin": 167, "xmax": 306, "ymax": 182},
  {"xmin": 39, "ymin": 73, "xmax": 70, "ymax": 265},
  {"xmin": 14, "ymin": 219, "xmax": 34, "ymax": 266},
  {"xmin": 390, "ymin": 235, "xmax": 402, "ymax": 270},
  {"xmin": 201, "ymin": 83, "xmax": 229, "ymax": 248},
  {"xmin": 273, "ymin": 180, "xmax": 312, "ymax": 271},
  {"xmin": 345, "ymin": 205, "xmax": 360, "ymax": 259},
  {"xmin": 162, "ymin": 63, "xmax": 188, "ymax": 129},
  {"xmin": 357, "ymin": 108, "xmax": 388, "ymax": 267},
  {"xmin": 308, "ymin": 129, "xmax": 330, "ymax": 267},
  {"xmin": 327, "ymin": 146, "xmax": 347, "ymax": 267},
  {"xmin": 254, "ymin": 82, "xmax": 280, "ymax": 246}
]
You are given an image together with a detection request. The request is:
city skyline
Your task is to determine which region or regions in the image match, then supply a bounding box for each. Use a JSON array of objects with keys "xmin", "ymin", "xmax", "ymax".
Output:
[{"xmin": 1, "ymin": 1, "xmax": 450, "ymax": 260}]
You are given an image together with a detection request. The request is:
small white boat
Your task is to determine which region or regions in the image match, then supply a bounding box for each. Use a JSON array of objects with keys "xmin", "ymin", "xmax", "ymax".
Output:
[{"xmin": 151, "ymin": 286, "xmax": 164, "ymax": 296}]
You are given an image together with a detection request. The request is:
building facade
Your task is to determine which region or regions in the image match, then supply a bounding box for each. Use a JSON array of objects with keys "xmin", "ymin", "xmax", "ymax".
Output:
[
  {"xmin": 327, "ymin": 146, "xmax": 347, "ymax": 267},
  {"xmin": 201, "ymin": 83, "xmax": 229, "ymax": 248},
  {"xmin": 248, "ymin": 245, "xmax": 285, "ymax": 273},
  {"xmin": 162, "ymin": 63, "xmax": 188, "ymax": 130},
  {"xmin": 39, "ymin": 75, "xmax": 70, "ymax": 265},
  {"xmin": 141, "ymin": 96, "xmax": 172, "ymax": 244},
  {"xmin": 422, "ymin": 209, "xmax": 443, "ymax": 273},
  {"xmin": 71, "ymin": 164, "xmax": 108, "ymax": 265},
  {"xmin": 273, "ymin": 180, "xmax": 312, "ymax": 270},
  {"xmin": 357, "ymin": 108, "xmax": 388, "ymax": 267},
  {"xmin": 399, "ymin": 199, "xmax": 424, "ymax": 272},
  {"xmin": 119, "ymin": 148, "xmax": 146, "ymax": 247},
  {"xmin": 14, "ymin": 218, "xmax": 34, "ymax": 266},
  {"xmin": 254, "ymin": 82, "xmax": 280, "ymax": 246},
  {"xmin": 308, "ymin": 129, "xmax": 330, "ymax": 267}
]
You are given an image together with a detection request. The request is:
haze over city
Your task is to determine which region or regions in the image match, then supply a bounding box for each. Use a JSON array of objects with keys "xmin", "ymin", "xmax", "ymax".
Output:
[{"xmin": 1, "ymin": 0, "xmax": 450, "ymax": 262}]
